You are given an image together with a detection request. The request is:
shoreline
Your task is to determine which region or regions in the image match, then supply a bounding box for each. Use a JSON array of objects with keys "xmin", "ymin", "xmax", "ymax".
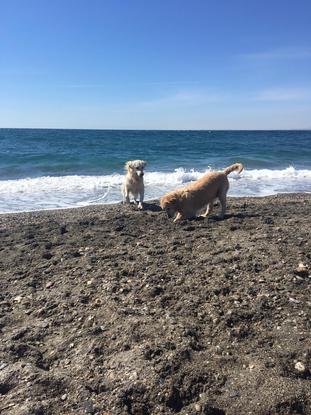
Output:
[
  {"xmin": 0, "ymin": 193, "xmax": 310, "ymax": 414},
  {"xmin": 0, "ymin": 191, "xmax": 309, "ymax": 219}
]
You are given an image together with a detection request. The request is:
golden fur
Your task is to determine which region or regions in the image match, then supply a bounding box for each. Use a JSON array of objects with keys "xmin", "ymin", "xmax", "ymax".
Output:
[{"xmin": 160, "ymin": 163, "xmax": 244, "ymax": 222}]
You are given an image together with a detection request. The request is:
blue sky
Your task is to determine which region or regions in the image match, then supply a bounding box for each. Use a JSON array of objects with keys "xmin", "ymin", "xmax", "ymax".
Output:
[{"xmin": 0, "ymin": 0, "xmax": 311, "ymax": 129}]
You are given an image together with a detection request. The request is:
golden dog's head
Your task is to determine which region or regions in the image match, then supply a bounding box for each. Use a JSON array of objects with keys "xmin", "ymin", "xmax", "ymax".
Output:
[{"xmin": 160, "ymin": 192, "xmax": 179, "ymax": 218}]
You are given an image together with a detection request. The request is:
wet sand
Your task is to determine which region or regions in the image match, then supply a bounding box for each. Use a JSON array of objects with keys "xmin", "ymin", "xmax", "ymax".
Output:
[{"xmin": 0, "ymin": 194, "xmax": 310, "ymax": 415}]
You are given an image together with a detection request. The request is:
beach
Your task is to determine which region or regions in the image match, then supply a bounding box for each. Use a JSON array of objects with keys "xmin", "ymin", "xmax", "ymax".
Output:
[{"xmin": 0, "ymin": 194, "xmax": 310, "ymax": 415}]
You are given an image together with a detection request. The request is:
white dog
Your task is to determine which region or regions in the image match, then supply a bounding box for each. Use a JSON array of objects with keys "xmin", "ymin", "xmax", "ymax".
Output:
[{"xmin": 122, "ymin": 160, "xmax": 147, "ymax": 209}]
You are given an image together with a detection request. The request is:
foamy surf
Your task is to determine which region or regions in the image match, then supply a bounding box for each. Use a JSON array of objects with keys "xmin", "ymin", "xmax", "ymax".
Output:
[{"xmin": 0, "ymin": 166, "xmax": 310, "ymax": 213}]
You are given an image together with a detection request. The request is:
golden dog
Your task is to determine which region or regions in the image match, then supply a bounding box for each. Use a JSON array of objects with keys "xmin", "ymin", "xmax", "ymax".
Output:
[{"xmin": 160, "ymin": 163, "xmax": 244, "ymax": 222}]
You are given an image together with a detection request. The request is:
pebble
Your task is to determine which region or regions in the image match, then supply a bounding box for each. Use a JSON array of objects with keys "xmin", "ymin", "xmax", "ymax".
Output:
[
  {"xmin": 295, "ymin": 262, "xmax": 309, "ymax": 277},
  {"xmin": 61, "ymin": 393, "xmax": 67, "ymax": 401},
  {"xmin": 229, "ymin": 389, "xmax": 240, "ymax": 398},
  {"xmin": 289, "ymin": 297, "xmax": 300, "ymax": 304},
  {"xmin": 194, "ymin": 403, "xmax": 201, "ymax": 411},
  {"xmin": 84, "ymin": 400, "xmax": 95, "ymax": 414},
  {"xmin": 46, "ymin": 281, "xmax": 53, "ymax": 288},
  {"xmin": 42, "ymin": 252, "xmax": 53, "ymax": 260},
  {"xmin": 0, "ymin": 361, "xmax": 8, "ymax": 370},
  {"xmin": 295, "ymin": 361, "xmax": 306, "ymax": 372},
  {"xmin": 13, "ymin": 295, "xmax": 23, "ymax": 303}
]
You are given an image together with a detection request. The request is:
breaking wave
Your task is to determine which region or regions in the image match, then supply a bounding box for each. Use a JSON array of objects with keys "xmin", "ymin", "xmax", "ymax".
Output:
[{"xmin": 0, "ymin": 166, "xmax": 310, "ymax": 213}]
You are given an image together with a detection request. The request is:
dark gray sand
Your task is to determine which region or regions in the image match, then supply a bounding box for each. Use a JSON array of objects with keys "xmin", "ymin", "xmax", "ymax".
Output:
[{"xmin": 0, "ymin": 194, "xmax": 310, "ymax": 415}]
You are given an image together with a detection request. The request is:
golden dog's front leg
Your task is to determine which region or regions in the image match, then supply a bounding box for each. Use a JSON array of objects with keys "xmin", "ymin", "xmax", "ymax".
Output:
[{"xmin": 173, "ymin": 212, "xmax": 184, "ymax": 222}]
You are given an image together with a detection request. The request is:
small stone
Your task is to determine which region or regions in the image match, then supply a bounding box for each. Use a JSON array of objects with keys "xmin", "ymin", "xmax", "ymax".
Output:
[
  {"xmin": 0, "ymin": 361, "xmax": 8, "ymax": 370},
  {"xmin": 194, "ymin": 403, "xmax": 201, "ymax": 411},
  {"xmin": 295, "ymin": 361, "xmax": 306, "ymax": 372},
  {"xmin": 289, "ymin": 297, "xmax": 300, "ymax": 304},
  {"xmin": 42, "ymin": 252, "xmax": 53, "ymax": 260},
  {"xmin": 61, "ymin": 393, "xmax": 67, "ymax": 401},
  {"xmin": 295, "ymin": 263, "xmax": 309, "ymax": 277},
  {"xmin": 46, "ymin": 281, "xmax": 53, "ymax": 288},
  {"xmin": 60, "ymin": 225, "xmax": 67, "ymax": 234},
  {"xmin": 84, "ymin": 400, "xmax": 95, "ymax": 414},
  {"xmin": 229, "ymin": 389, "xmax": 240, "ymax": 398},
  {"xmin": 297, "ymin": 262, "xmax": 307, "ymax": 272},
  {"xmin": 13, "ymin": 295, "xmax": 23, "ymax": 303}
]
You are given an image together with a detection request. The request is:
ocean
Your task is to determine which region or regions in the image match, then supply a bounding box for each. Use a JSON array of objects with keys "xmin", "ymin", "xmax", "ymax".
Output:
[{"xmin": 0, "ymin": 129, "xmax": 310, "ymax": 213}]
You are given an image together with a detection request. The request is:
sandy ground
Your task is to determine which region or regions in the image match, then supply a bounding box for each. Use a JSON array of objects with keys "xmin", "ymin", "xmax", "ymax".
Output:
[{"xmin": 0, "ymin": 194, "xmax": 310, "ymax": 415}]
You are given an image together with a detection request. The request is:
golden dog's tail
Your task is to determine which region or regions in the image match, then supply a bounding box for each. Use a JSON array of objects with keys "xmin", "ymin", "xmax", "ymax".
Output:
[{"xmin": 223, "ymin": 163, "xmax": 244, "ymax": 175}]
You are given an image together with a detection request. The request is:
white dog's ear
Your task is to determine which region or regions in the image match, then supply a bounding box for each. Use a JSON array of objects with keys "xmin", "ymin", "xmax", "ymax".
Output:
[{"xmin": 125, "ymin": 161, "xmax": 133, "ymax": 171}]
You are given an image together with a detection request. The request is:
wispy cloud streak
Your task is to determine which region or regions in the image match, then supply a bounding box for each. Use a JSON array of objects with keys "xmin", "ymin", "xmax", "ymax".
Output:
[
  {"xmin": 61, "ymin": 81, "xmax": 201, "ymax": 89},
  {"xmin": 254, "ymin": 87, "xmax": 311, "ymax": 102},
  {"xmin": 241, "ymin": 47, "xmax": 311, "ymax": 61},
  {"xmin": 134, "ymin": 90, "xmax": 228, "ymax": 109}
]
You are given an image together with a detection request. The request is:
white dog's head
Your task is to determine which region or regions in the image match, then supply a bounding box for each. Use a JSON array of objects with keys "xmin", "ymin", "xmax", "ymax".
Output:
[{"xmin": 125, "ymin": 160, "xmax": 147, "ymax": 178}]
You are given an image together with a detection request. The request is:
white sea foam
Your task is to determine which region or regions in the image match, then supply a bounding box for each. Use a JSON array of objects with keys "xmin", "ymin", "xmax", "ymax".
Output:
[{"xmin": 0, "ymin": 166, "xmax": 310, "ymax": 213}]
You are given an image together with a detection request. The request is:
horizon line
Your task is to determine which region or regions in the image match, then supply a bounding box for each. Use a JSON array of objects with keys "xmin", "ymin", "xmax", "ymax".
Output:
[{"xmin": 0, "ymin": 127, "xmax": 311, "ymax": 132}]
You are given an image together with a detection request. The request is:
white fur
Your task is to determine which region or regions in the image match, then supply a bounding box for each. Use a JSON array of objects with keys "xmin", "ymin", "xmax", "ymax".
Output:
[{"xmin": 122, "ymin": 160, "xmax": 147, "ymax": 209}]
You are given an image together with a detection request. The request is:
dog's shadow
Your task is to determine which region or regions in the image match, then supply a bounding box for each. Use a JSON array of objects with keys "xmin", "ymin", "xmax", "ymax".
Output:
[
  {"xmin": 191, "ymin": 211, "xmax": 260, "ymax": 222},
  {"xmin": 177, "ymin": 210, "xmax": 259, "ymax": 223},
  {"xmin": 124, "ymin": 201, "xmax": 259, "ymax": 219},
  {"xmin": 142, "ymin": 202, "xmax": 162, "ymax": 212},
  {"xmin": 121, "ymin": 201, "xmax": 162, "ymax": 212}
]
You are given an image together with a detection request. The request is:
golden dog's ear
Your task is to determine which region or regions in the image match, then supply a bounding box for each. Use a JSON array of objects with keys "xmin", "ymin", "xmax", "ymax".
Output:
[
  {"xmin": 167, "ymin": 194, "xmax": 180, "ymax": 208},
  {"xmin": 160, "ymin": 193, "xmax": 178, "ymax": 209}
]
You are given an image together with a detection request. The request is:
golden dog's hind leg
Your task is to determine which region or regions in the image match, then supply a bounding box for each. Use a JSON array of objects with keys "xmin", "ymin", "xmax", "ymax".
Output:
[
  {"xmin": 201, "ymin": 202, "xmax": 213, "ymax": 217},
  {"xmin": 218, "ymin": 193, "xmax": 227, "ymax": 219}
]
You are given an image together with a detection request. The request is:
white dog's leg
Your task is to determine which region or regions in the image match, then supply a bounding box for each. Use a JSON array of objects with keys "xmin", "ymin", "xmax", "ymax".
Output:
[
  {"xmin": 133, "ymin": 193, "xmax": 139, "ymax": 205},
  {"xmin": 123, "ymin": 187, "xmax": 130, "ymax": 204},
  {"xmin": 138, "ymin": 189, "xmax": 144, "ymax": 210}
]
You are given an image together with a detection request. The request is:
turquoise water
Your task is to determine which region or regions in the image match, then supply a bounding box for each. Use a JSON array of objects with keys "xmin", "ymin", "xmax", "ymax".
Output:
[{"xmin": 0, "ymin": 129, "xmax": 310, "ymax": 212}]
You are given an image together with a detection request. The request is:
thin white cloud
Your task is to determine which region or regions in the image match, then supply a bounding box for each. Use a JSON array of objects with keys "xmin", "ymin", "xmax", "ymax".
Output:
[
  {"xmin": 135, "ymin": 86, "xmax": 311, "ymax": 109},
  {"xmin": 135, "ymin": 90, "xmax": 227, "ymax": 109},
  {"xmin": 254, "ymin": 87, "xmax": 311, "ymax": 102},
  {"xmin": 241, "ymin": 47, "xmax": 311, "ymax": 60},
  {"xmin": 61, "ymin": 81, "xmax": 200, "ymax": 89}
]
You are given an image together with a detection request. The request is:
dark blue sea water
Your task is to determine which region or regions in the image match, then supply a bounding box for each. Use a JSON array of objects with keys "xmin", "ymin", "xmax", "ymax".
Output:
[{"xmin": 0, "ymin": 129, "xmax": 310, "ymax": 213}]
